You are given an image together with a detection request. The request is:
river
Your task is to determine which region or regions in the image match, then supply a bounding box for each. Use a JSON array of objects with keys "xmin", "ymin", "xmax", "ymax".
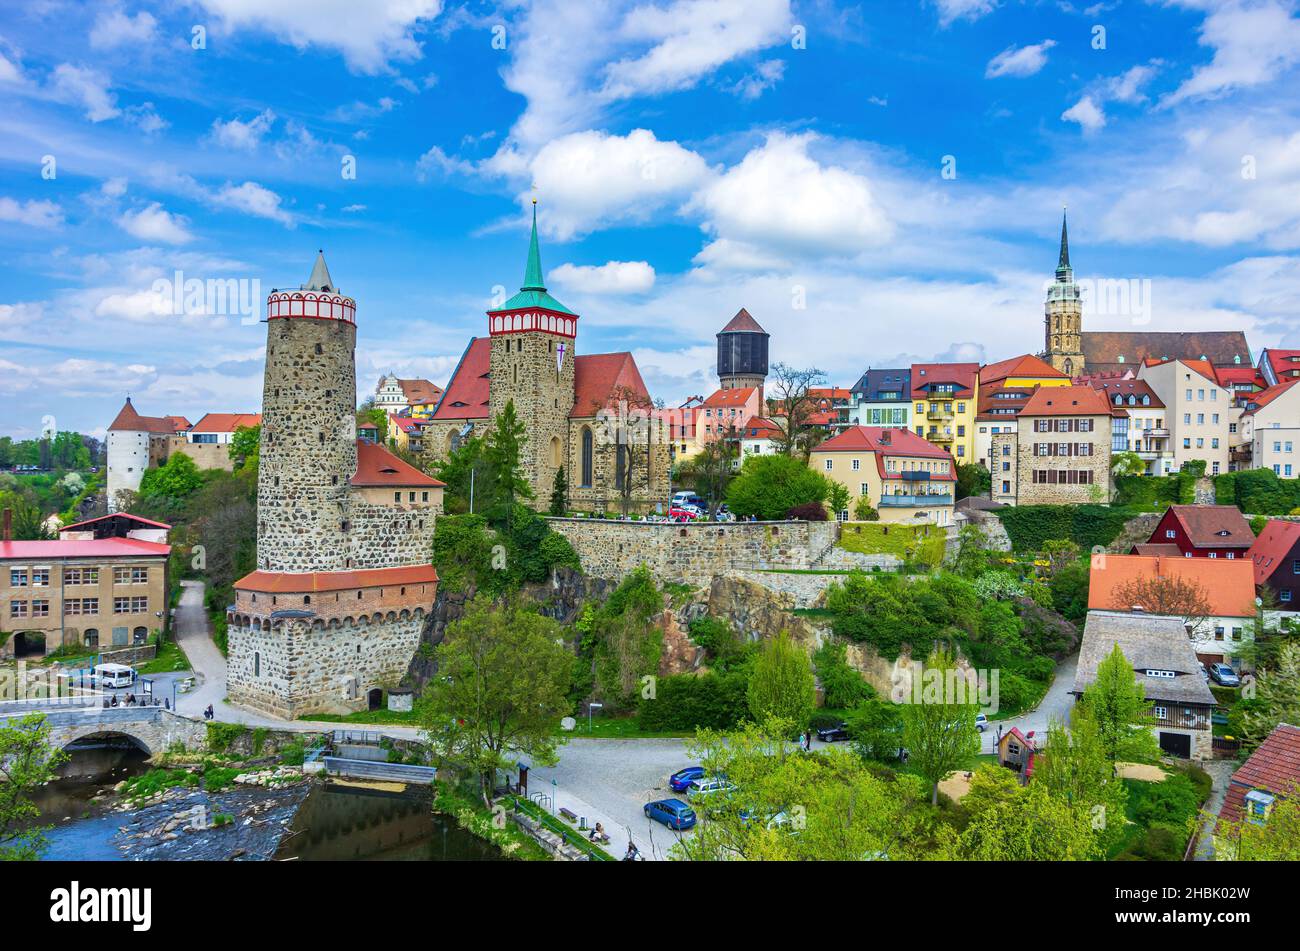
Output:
[{"xmin": 35, "ymin": 746, "xmax": 502, "ymax": 861}]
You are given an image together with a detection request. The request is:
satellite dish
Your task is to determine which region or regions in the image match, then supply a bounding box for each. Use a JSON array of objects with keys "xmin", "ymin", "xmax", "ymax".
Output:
[{"xmin": 560, "ymin": 716, "xmax": 577, "ymax": 732}]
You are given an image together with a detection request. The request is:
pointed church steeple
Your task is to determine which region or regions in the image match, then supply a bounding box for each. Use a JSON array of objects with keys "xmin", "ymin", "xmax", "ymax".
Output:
[
  {"xmin": 1056, "ymin": 208, "xmax": 1072, "ymax": 281},
  {"xmin": 305, "ymin": 250, "xmax": 334, "ymax": 292},
  {"xmin": 522, "ymin": 199, "xmax": 545, "ymax": 291}
]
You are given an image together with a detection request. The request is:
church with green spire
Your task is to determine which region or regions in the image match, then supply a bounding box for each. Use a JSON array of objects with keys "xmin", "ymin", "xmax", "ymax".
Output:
[
  {"xmin": 1043, "ymin": 209, "xmax": 1085, "ymax": 377},
  {"xmin": 419, "ymin": 201, "xmax": 671, "ymax": 512}
]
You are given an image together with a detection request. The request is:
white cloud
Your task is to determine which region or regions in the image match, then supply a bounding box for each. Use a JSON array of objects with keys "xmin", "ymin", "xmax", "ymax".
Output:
[
  {"xmin": 0, "ymin": 196, "xmax": 64, "ymax": 229},
  {"xmin": 214, "ymin": 181, "xmax": 294, "ymax": 225},
  {"xmin": 724, "ymin": 59, "xmax": 785, "ymax": 99},
  {"xmin": 118, "ymin": 203, "xmax": 195, "ymax": 244},
  {"xmin": 102, "ymin": 178, "xmax": 128, "ymax": 199},
  {"xmin": 89, "ymin": 7, "xmax": 158, "ymax": 49},
  {"xmin": 93, "ymin": 287, "xmax": 174, "ymax": 322},
  {"xmin": 193, "ymin": 0, "xmax": 444, "ymax": 74},
  {"xmin": 551, "ymin": 260, "xmax": 656, "ymax": 294},
  {"xmin": 1062, "ymin": 95, "xmax": 1106, "ymax": 132},
  {"xmin": 1106, "ymin": 63, "xmax": 1160, "ymax": 103},
  {"xmin": 690, "ymin": 132, "xmax": 893, "ymax": 263},
  {"xmin": 49, "ymin": 64, "xmax": 119, "ymax": 121},
  {"xmin": 601, "ymin": 0, "xmax": 792, "ymax": 100},
  {"xmin": 209, "ymin": 109, "xmax": 276, "ymax": 150},
  {"xmin": 985, "ymin": 39, "xmax": 1056, "ymax": 79},
  {"xmin": 526, "ymin": 128, "xmax": 712, "ymax": 239},
  {"xmin": 341, "ymin": 203, "xmax": 367, "ymax": 212},
  {"xmin": 124, "ymin": 102, "xmax": 168, "ymax": 134},
  {"xmin": 1164, "ymin": 0, "xmax": 1300, "ymax": 106},
  {"xmin": 0, "ymin": 51, "xmax": 24, "ymax": 84},
  {"xmin": 934, "ymin": 0, "xmax": 998, "ymax": 27}
]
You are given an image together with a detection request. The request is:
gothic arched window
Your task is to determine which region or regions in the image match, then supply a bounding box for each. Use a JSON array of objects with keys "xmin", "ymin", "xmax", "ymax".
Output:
[{"xmin": 581, "ymin": 427, "xmax": 593, "ymax": 487}]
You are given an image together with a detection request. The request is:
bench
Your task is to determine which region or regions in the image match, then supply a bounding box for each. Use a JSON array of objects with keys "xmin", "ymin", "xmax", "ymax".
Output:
[{"xmin": 559, "ymin": 807, "xmax": 579, "ymax": 823}]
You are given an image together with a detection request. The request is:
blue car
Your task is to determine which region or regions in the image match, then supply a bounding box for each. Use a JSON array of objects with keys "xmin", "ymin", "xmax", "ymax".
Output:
[
  {"xmin": 669, "ymin": 765, "xmax": 706, "ymax": 792},
  {"xmin": 645, "ymin": 798, "xmax": 697, "ymax": 831}
]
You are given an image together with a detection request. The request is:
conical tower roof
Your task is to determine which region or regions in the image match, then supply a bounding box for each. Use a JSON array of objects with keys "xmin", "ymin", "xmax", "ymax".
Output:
[
  {"xmin": 490, "ymin": 201, "xmax": 576, "ymax": 316},
  {"xmin": 304, "ymin": 250, "xmax": 335, "ymax": 292},
  {"xmin": 719, "ymin": 308, "xmax": 768, "ymax": 335},
  {"xmin": 1055, "ymin": 209, "xmax": 1072, "ymax": 280}
]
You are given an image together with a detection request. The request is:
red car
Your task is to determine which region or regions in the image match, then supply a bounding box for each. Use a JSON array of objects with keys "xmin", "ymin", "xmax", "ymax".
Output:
[{"xmin": 668, "ymin": 507, "xmax": 700, "ymax": 522}]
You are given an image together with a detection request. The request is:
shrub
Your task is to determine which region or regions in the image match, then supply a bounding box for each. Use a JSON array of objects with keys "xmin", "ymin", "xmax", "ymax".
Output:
[
  {"xmin": 813, "ymin": 641, "xmax": 874, "ymax": 710},
  {"xmin": 853, "ymin": 496, "xmax": 879, "ymax": 521},
  {"xmin": 786, "ymin": 501, "xmax": 829, "ymax": 521},
  {"xmin": 726, "ymin": 453, "xmax": 833, "ymax": 520},
  {"xmin": 636, "ymin": 672, "xmax": 749, "ymax": 731}
]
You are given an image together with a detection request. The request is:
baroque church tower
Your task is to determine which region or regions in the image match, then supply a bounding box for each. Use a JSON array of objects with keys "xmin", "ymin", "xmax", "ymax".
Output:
[
  {"xmin": 1043, "ymin": 209, "xmax": 1084, "ymax": 377},
  {"xmin": 487, "ymin": 201, "xmax": 578, "ymax": 501}
]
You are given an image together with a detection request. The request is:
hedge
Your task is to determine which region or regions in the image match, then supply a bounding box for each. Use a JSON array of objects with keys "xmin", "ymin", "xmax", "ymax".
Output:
[
  {"xmin": 994, "ymin": 504, "xmax": 1143, "ymax": 553},
  {"xmin": 1215, "ymin": 468, "xmax": 1300, "ymax": 516},
  {"xmin": 636, "ymin": 672, "xmax": 749, "ymax": 732}
]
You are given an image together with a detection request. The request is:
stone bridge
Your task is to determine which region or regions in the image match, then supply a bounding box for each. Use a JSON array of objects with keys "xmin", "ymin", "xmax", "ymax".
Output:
[{"xmin": 0, "ymin": 703, "xmax": 207, "ymax": 756}]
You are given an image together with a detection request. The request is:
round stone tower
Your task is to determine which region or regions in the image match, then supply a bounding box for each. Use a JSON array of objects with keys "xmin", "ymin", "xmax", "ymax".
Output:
[
  {"xmin": 717, "ymin": 307, "xmax": 769, "ymax": 404},
  {"xmin": 257, "ymin": 252, "xmax": 359, "ymax": 572},
  {"xmin": 1044, "ymin": 209, "xmax": 1084, "ymax": 378}
]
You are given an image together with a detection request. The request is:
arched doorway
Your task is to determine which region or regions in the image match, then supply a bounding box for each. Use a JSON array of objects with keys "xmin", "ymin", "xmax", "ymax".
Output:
[
  {"xmin": 132, "ymin": 626, "xmax": 148, "ymax": 645},
  {"xmin": 367, "ymin": 688, "xmax": 383, "ymax": 712},
  {"xmin": 13, "ymin": 631, "xmax": 46, "ymax": 658}
]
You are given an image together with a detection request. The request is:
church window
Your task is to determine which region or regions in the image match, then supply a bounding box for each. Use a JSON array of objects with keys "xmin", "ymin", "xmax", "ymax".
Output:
[
  {"xmin": 616, "ymin": 444, "xmax": 627, "ymax": 490},
  {"xmin": 581, "ymin": 427, "xmax": 594, "ymax": 487}
]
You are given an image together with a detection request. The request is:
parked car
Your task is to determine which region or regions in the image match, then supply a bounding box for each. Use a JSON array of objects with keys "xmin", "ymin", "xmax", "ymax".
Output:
[
  {"xmin": 644, "ymin": 798, "xmax": 697, "ymax": 831},
  {"xmin": 669, "ymin": 765, "xmax": 706, "ymax": 792},
  {"xmin": 1207, "ymin": 663, "xmax": 1241, "ymax": 687},
  {"xmin": 1200, "ymin": 666, "xmax": 1211, "ymax": 683},
  {"xmin": 815, "ymin": 723, "xmax": 850, "ymax": 743},
  {"xmin": 687, "ymin": 777, "xmax": 737, "ymax": 801},
  {"xmin": 975, "ymin": 713, "xmax": 989, "ymax": 733},
  {"xmin": 671, "ymin": 492, "xmax": 706, "ymax": 510},
  {"xmin": 669, "ymin": 507, "xmax": 700, "ymax": 522}
]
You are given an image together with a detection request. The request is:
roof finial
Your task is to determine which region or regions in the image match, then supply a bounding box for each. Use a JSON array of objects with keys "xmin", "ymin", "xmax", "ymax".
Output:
[
  {"xmin": 1056, "ymin": 207, "xmax": 1071, "ymax": 278},
  {"xmin": 306, "ymin": 249, "xmax": 334, "ymax": 292}
]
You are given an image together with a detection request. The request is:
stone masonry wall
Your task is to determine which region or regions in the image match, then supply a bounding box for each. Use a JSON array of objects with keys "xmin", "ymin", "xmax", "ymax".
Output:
[
  {"xmin": 1014, "ymin": 415, "xmax": 1112, "ymax": 505},
  {"xmin": 227, "ymin": 611, "xmax": 425, "ymax": 719},
  {"xmin": 257, "ymin": 316, "xmax": 358, "ymax": 572},
  {"xmin": 546, "ymin": 518, "xmax": 839, "ymax": 584},
  {"xmin": 344, "ymin": 496, "xmax": 438, "ymax": 570},
  {"xmin": 490, "ymin": 329, "xmax": 574, "ymax": 503}
]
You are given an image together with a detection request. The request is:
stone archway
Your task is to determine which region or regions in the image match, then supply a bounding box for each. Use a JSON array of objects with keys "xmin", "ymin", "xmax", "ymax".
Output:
[{"xmin": 12, "ymin": 631, "xmax": 46, "ymax": 658}]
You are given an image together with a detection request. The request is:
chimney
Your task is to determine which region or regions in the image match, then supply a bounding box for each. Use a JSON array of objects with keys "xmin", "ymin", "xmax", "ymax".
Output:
[{"xmin": 2, "ymin": 508, "xmax": 10, "ymax": 543}]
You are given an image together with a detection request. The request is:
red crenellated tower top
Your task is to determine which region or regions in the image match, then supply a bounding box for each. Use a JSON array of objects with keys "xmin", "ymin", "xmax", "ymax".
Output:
[{"xmin": 266, "ymin": 250, "xmax": 356, "ymax": 323}]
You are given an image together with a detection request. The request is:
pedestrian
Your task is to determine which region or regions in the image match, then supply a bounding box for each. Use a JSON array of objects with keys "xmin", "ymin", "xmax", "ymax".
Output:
[{"xmin": 806, "ymin": 729, "xmax": 812, "ymax": 751}]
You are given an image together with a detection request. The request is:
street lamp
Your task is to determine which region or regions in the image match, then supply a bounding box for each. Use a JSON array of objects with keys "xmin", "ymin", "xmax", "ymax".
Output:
[{"xmin": 588, "ymin": 701, "xmax": 603, "ymax": 733}]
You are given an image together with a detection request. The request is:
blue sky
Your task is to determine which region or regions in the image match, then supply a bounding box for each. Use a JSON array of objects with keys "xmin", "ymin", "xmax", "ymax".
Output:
[{"xmin": 2, "ymin": 0, "xmax": 1300, "ymax": 438}]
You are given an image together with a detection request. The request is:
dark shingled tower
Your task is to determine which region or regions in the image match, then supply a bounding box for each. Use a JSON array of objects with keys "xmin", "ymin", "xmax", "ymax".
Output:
[{"xmin": 716, "ymin": 308, "xmax": 770, "ymax": 405}]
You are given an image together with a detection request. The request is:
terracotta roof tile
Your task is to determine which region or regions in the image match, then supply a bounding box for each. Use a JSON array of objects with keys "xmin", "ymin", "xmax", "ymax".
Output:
[
  {"xmin": 1165, "ymin": 505, "xmax": 1254, "ymax": 550},
  {"xmin": 911, "ymin": 362, "xmax": 978, "ymax": 398},
  {"xmin": 1243, "ymin": 379, "xmax": 1300, "ymax": 416},
  {"xmin": 571, "ymin": 352, "xmax": 649, "ymax": 418},
  {"xmin": 190, "ymin": 413, "xmax": 262, "ymax": 433},
  {"xmin": 1088, "ymin": 553, "xmax": 1256, "ymax": 617},
  {"xmin": 719, "ymin": 308, "xmax": 767, "ymax": 334},
  {"xmin": 1219, "ymin": 723, "xmax": 1300, "ymax": 824},
  {"xmin": 1082, "ymin": 331, "xmax": 1251, "ymax": 375},
  {"xmin": 980, "ymin": 353, "xmax": 1066, "ymax": 385},
  {"xmin": 351, "ymin": 440, "xmax": 444, "ymax": 488},
  {"xmin": 431, "ymin": 337, "xmax": 491, "ymax": 421},
  {"xmin": 1248, "ymin": 520, "xmax": 1300, "ymax": 584},
  {"xmin": 235, "ymin": 563, "xmax": 438, "ymax": 594},
  {"xmin": 1020, "ymin": 384, "xmax": 1112, "ymax": 417},
  {"xmin": 108, "ymin": 398, "xmax": 184, "ymax": 434}
]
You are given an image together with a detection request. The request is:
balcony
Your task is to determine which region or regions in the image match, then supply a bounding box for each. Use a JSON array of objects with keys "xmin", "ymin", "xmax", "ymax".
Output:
[
  {"xmin": 927, "ymin": 406, "xmax": 954, "ymax": 422},
  {"xmin": 900, "ymin": 470, "xmax": 931, "ymax": 481},
  {"xmin": 1144, "ymin": 428, "xmax": 1170, "ymax": 438},
  {"xmin": 879, "ymin": 493, "xmax": 954, "ymax": 507},
  {"xmin": 927, "ymin": 429, "xmax": 954, "ymax": 443}
]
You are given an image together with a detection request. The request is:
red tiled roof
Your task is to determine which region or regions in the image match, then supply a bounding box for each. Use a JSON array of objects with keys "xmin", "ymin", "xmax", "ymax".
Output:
[
  {"xmin": 1219, "ymin": 723, "xmax": 1300, "ymax": 824},
  {"xmin": 431, "ymin": 337, "xmax": 491, "ymax": 421},
  {"xmin": 1243, "ymin": 379, "xmax": 1300, "ymax": 416},
  {"xmin": 571, "ymin": 352, "xmax": 650, "ymax": 418},
  {"xmin": 1163, "ymin": 505, "xmax": 1254, "ymax": 550},
  {"xmin": 398, "ymin": 379, "xmax": 443, "ymax": 405},
  {"xmin": 1214, "ymin": 366, "xmax": 1265, "ymax": 389},
  {"xmin": 741, "ymin": 417, "xmax": 783, "ymax": 440},
  {"xmin": 235, "ymin": 563, "xmax": 438, "ymax": 594},
  {"xmin": 980, "ymin": 354, "xmax": 1066, "ymax": 385},
  {"xmin": 351, "ymin": 440, "xmax": 444, "ymax": 488},
  {"xmin": 60, "ymin": 513, "xmax": 172, "ymax": 532},
  {"xmin": 911, "ymin": 362, "xmax": 978, "ymax": 398},
  {"xmin": 0, "ymin": 537, "xmax": 171, "ymax": 559},
  {"xmin": 1021, "ymin": 385, "xmax": 1112, "ymax": 417},
  {"xmin": 718, "ymin": 307, "xmax": 767, "ymax": 334},
  {"xmin": 190, "ymin": 412, "xmax": 262, "ymax": 433},
  {"xmin": 1087, "ymin": 554, "xmax": 1256, "ymax": 617},
  {"xmin": 1249, "ymin": 520, "xmax": 1300, "ymax": 585},
  {"xmin": 108, "ymin": 398, "xmax": 184, "ymax": 434},
  {"xmin": 1131, "ymin": 543, "xmax": 1183, "ymax": 557},
  {"xmin": 1087, "ymin": 377, "xmax": 1165, "ymax": 409},
  {"xmin": 1260, "ymin": 348, "xmax": 1300, "ymax": 383},
  {"xmin": 976, "ymin": 381, "xmax": 1037, "ymax": 420},
  {"xmin": 702, "ymin": 387, "xmax": 758, "ymax": 408},
  {"xmin": 815, "ymin": 426, "xmax": 956, "ymax": 472}
]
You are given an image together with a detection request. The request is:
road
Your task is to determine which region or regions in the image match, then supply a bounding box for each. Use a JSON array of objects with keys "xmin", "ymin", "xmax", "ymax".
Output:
[{"xmin": 980, "ymin": 653, "xmax": 1079, "ymax": 753}]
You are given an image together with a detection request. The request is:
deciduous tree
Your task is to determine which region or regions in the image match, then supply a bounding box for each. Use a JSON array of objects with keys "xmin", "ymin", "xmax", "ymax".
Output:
[
  {"xmin": 901, "ymin": 646, "xmax": 981, "ymax": 805},
  {"xmin": 0, "ymin": 714, "xmax": 66, "ymax": 860}
]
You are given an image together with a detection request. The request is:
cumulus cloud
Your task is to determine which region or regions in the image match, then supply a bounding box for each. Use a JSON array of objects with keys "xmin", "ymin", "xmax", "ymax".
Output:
[
  {"xmin": 209, "ymin": 109, "xmax": 276, "ymax": 150},
  {"xmin": 214, "ymin": 181, "xmax": 295, "ymax": 225},
  {"xmin": 89, "ymin": 7, "xmax": 158, "ymax": 49},
  {"xmin": 117, "ymin": 203, "xmax": 194, "ymax": 244},
  {"xmin": 690, "ymin": 132, "xmax": 893, "ymax": 264},
  {"xmin": 1062, "ymin": 95, "xmax": 1106, "ymax": 132},
  {"xmin": 1164, "ymin": 0, "xmax": 1300, "ymax": 106},
  {"xmin": 526, "ymin": 128, "xmax": 712, "ymax": 239},
  {"xmin": 49, "ymin": 64, "xmax": 119, "ymax": 121},
  {"xmin": 0, "ymin": 196, "xmax": 64, "ymax": 229},
  {"xmin": 192, "ymin": 0, "xmax": 444, "ymax": 74},
  {"xmin": 724, "ymin": 59, "xmax": 786, "ymax": 99},
  {"xmin": 551, "ymin": 260, "xmax": 656, "ymax": 294},
  {"xmin": 933, "ymin": 0, "xmax": 998, "ymax": 27},
  {"xmin": 985, "ymin": 40, "xmax": 1056, "ymax": 78}
]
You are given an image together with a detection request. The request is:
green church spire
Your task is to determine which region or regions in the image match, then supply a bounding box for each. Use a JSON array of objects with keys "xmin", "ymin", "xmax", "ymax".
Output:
[{"xmin": 522, "ymin": 199, "xmax": 545, "ymax": 291}]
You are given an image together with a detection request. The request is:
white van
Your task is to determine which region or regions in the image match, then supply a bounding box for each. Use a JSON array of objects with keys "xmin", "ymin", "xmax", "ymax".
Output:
[{"xmin": 94, "ymin": 663, "xmax": 135, "ymax": 689}]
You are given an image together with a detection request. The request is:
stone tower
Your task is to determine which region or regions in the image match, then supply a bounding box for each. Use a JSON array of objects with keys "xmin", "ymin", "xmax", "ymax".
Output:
[
  {"xmin": 717, "ymin": 308, "xmax": 770, "ymax": 405},
  {"xmin": 487, "ymin": 201, "xmax": 578, "ymax": 502},
  {"xmin": 256, "ymin": 252, "xmax": 358, "ymax": 572},
  {"xmin": 228, "ymin": 253, "xmax": 443, "ymax": 719},
  {"xmin": 1044, "ymin": 209, "xmax": 1084, "ymax": 377}
]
